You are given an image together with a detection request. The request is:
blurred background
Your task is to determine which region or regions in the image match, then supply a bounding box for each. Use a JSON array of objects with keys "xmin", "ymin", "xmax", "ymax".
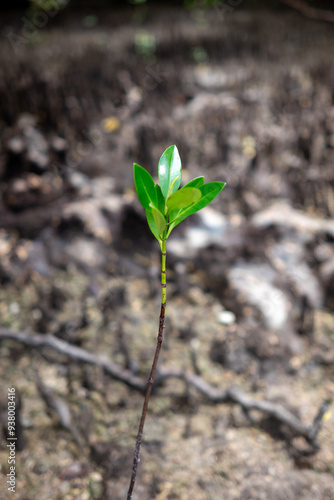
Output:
[{"xmin": 1, "ymin": 1, "xmax": 334, "ymax": 499}]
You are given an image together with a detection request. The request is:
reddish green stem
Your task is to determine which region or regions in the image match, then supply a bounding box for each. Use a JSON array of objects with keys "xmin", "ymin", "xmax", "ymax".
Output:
[{"xmin": 127, "ymin": 239, "xmax": 167, "ymax": 499}]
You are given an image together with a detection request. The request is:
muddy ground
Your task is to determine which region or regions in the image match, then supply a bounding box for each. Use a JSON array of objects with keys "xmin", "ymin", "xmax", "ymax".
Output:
[{"xmin": 0, "ymin": 4, "xmax": 334, "ymax": 500}]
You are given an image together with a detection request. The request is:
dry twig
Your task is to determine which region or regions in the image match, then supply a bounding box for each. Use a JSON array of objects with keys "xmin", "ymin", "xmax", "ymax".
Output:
[
  {"xmin": 0, "ymin": 327, "xmax": 330, "ymax": 449},
  {"xmin": 35, "ymin": 370, "xmax": 85, "ymax": 447},
  {"xmin": 0, "ymin": 327, "xmax": 145, "ymax": 391}
]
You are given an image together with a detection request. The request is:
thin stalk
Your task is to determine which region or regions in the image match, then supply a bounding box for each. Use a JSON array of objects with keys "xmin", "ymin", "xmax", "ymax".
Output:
[{"xmin": 126, "ymin": 238, "xmax": 167, "ymax": 499}]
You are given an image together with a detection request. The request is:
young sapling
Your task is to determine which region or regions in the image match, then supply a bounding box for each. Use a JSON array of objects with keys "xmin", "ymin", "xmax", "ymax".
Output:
[{"xmin": 127, "ymin": 145, "xmax": 226, "ymax": 499}]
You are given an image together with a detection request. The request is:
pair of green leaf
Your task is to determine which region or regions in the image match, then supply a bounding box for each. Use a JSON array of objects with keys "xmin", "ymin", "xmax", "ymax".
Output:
[{"xmin": 133, "ymin": 145, "xmax": 226, "ymax": 244}]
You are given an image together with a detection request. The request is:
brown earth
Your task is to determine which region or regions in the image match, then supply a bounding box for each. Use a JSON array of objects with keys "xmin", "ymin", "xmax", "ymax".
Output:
[{"xmin": 0, "ymin": 4, "xmax": 334, "ymax": 500}]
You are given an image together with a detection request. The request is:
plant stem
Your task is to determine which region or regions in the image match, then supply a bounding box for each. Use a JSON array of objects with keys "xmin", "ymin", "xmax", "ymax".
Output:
[{"xmin": 126, "ymin": 238, "xmax": 167, "ymax": 499}]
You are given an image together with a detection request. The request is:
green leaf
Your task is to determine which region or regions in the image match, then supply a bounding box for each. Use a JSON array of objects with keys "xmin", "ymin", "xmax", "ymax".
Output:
[
  {"xmin": 177, "ymin": 181, "xmax": 226, "ymax": 221},
  {"xmin": 155, "ymin": 184, "xmax": 166, "ymax": 215},
  {"xmin": 168, "ymin": 177, "xmax": 205, "ymax": 223},
  {"xmin": 167, "ymin": 181, "xmax": 226, "ymax": 235},
  {"xmin": 145, "ymin": 209, "xmax": 160, "ymax": 241},
  {"xmin": 158, "ymin": 145, "xmax": 182, "ymax": 199},
  {"xmin": 149, "ymin": 204, "xmax": 166, "ymax": 237},
  {"xmin": 182, "ymin": 176, "xmax": 205, "ymax": 189},
  {"xmin": 166, "ymin": 187, "xmax": 201, "ymax": 212},
  {"xmin": 134, "ymin": 163, "xmax": 157, "ymax": 210},
  {"xmin": 167, "ymin": 174, "xmax": 181, "ymax": 199}
]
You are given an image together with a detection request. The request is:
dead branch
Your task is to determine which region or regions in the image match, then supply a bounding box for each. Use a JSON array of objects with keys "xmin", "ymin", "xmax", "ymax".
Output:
[
  {"xmin": 35, "ymin": 370, "xmax": 85, "ymax": 447},
  {"xmin": 157, "ymin": 368, "xmax": 329, "ymax": 446},
  {"xmin": 0, "ymin": 327, "xmax": 330, "ymax": 448},
  {"xmin": 280, "ymin": 0, "xmax": 334, "ymax": 23},
  {"xmin": 0, "ymin": 327, "xmax": 146, "ymax": 392}
]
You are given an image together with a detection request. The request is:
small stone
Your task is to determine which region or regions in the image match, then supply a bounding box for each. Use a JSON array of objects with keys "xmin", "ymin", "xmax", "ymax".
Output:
[
  {"xmin": 289, "ymin": 356, "xmax": 302, "ymax": 370},
  {"xmin": 58, "ymin": 461, "xmax": 90, "ymax": 480},
  {"xmin": 9, "ymin": 302, "xmax": 20, "ymax": 315},
  {"xmin": 11, "ymin": 178, "xmax": 28, "ymax": 193},
  {"xmin": 32, "ymin": 309, "xmax": 42, "ymax": 320},
  {"xmin": 67, "ymin": 171, "xmax": 91, "ymax": 195},
  {"xmin": 51, "ymin": 136, "xmax": 67, "ymax": 152},
  {"xmin": 8, "ymin": 137, "xmax": 25, "ymax": 154},
  {"xmin": 216, "ymin": 310, "xmax": 236, "ymax": 326}
]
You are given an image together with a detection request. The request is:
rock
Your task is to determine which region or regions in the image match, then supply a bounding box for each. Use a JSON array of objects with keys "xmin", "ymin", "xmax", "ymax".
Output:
[
  {"xmin": 216, "ymin": 262, "xmax": 305, "ymax": 376},
  {"xmin": 2, "ymin": 116, "xmax": 69, "ymax": 205},
  {"xmin": 61, "ymin": 194, "xmax": 123, "ymax": 242},
  {"xmin": 168, "ymin": 206, "xmax": 243, "ymax": 258},
  {"xmin": 64, "ymin": 237, "xmax": 107, "ymax": 270},
  {"xmin": 244, "ymin": 324, "xmax": 302, "ymax": 377},
  {"xmin": 193, "ymin": 64, "xmax": 248, "ymax": 91},
  {"xmin": 66, "ymin": 172, "xmax": 115, "ymax": 198},
  {"xmin": 19, "ymin": 113, "xmax": 49, "ymax": 173},
  {"xmin": 45, "ymin": 233, "xmax": 107, "ymax": 272},
  {"xmin": 174, "ymin": 91, "xmax": 239, "ymax": 120},
  {"xmin": 227, "ymin": 262, "xmax": 290, "ymax": 331},
  {"xmin": 4, "ymin": 173, "xmax": 63, "ymax": 211},
  {"xmin": 268, "ymin": 236, "xmax": 323, "ymax": 308},
  {"xmin": 90, "ymin": 176, "xmax": 116, "ymax": 197},
  {"xmin": 251, "ymin": 200, "xmax": 334, "ymax": 238}
]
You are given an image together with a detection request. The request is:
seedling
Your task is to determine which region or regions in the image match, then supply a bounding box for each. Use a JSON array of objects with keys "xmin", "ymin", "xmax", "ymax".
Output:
[{"xmin": 127, "ymin": 145, "xmax": 226, "ymax": 499}]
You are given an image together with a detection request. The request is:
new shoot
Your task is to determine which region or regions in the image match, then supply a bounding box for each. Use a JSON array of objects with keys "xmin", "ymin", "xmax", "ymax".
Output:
[{"xmin": 127, "ymin": 145, "xmax": 226, "ymax": 499}]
